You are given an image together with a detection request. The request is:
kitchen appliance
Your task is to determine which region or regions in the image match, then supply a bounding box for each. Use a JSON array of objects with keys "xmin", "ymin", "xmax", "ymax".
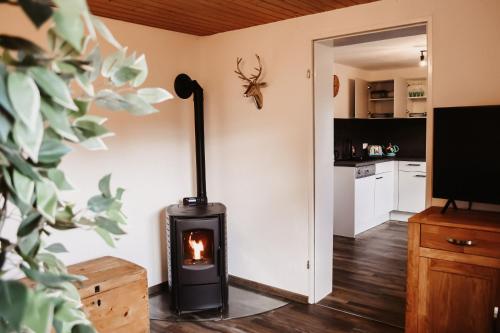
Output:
[
  {"xmin": 367, "ymin": 145, "xmax": 384, "ymax": 157},
  {"xmin": 433, "ymin": 105, "xmax": 500, "ymax": 212}
]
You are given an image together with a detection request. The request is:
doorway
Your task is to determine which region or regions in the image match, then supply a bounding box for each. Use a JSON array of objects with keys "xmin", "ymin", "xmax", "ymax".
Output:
[{"xmin": 312, "ymin": 22, "xmax": 432, "ymax": 328}]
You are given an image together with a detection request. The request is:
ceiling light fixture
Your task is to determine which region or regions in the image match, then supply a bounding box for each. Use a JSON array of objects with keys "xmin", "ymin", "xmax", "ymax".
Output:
[{"xmin": 419, "ymin": 50, "xmax": 427, "ymax": 67}]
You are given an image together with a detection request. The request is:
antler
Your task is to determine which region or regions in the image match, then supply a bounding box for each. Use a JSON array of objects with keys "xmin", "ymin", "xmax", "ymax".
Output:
[
  {"xmin": 250, "ymin": 54, "xmax": 263, "ymax": 81},
  {"xmin": 235, "ymin": 57, "xmax": 252, "ymax": 83}
]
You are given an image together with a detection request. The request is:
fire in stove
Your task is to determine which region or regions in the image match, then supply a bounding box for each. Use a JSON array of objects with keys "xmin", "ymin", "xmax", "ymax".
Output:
[
  {"xmin": 188, "ymin": 233, "xmax": 204, "ymax": 260},
  {"xmin": 183, "ymin": 230, "xmax": 214, "ymax": 266}
]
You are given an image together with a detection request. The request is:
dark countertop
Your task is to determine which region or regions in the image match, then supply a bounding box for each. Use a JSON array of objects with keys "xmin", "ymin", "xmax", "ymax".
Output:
[{"xmin": 334, "ymin": 156, "xmax": 425, "ymax": 167}]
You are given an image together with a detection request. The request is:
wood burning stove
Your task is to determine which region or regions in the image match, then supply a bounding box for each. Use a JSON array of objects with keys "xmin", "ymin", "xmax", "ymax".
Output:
[{"xmin": 166, "ymin": 74, "xmax": 228, "ymax": 314}]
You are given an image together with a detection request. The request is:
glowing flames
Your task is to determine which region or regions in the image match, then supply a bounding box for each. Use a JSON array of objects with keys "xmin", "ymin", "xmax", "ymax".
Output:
[{"xmin": 188, "ymin": 234, "xmax": 204, "ymax": 260}]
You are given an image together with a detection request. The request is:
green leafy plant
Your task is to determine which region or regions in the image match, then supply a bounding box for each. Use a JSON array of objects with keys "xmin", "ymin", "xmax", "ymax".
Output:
[{"xmin": 0, "ymin": 0, "xmax": 172, "ymax": 331}]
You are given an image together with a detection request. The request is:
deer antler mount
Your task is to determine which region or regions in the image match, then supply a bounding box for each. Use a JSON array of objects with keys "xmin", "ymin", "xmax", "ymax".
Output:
[{"xmin": 234, "ymin": 54, "xmax": 267, "ymax": 110}]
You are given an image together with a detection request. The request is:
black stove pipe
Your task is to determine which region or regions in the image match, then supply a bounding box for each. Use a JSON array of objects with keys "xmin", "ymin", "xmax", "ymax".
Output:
[{"xmin": 174, "ymin": 74, "xmax": 207, "ymax": 205}]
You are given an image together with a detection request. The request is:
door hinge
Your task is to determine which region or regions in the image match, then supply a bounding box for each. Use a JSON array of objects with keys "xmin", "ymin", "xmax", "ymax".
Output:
[{"xmin": 307, "ymin": 260, "xmax": 310, "ymax": 269}]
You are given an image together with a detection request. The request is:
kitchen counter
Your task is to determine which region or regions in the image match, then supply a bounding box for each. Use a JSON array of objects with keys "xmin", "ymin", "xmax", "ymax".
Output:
[{"xmin": 334, "ymin": 156, "xmax": 425, "ymax": 167}]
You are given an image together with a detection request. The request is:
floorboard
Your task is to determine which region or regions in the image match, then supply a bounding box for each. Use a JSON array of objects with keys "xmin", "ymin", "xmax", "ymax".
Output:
[{"xmin": 319, "ymin": 221, "xmax": 407, "ymax": 328}]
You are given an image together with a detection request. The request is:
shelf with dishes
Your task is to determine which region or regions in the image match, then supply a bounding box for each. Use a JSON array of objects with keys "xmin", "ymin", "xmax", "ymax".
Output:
[{"xmin": 353, "ymin": 77, "xmax": 428, "ymax": 119}]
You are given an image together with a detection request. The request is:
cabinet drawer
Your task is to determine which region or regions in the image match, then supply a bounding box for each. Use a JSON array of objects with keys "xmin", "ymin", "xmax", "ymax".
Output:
[
  {"xmin": 421, "ymin": 224, "xmax": 500, "ymax": 258},
  {"xmin": 399, "ymin": 161, "xmax": 426, "ymax": 172}
]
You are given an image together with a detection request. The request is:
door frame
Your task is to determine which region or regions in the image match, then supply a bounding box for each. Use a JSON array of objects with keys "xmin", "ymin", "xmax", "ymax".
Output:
[{"xmin": 309, "ymin": 17, "xmax": 433, "ymax": 303}]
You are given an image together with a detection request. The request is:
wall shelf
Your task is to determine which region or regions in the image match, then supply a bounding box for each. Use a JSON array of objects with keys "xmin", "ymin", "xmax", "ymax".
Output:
[
  {"xmin": 408, "ymin": 96, "xmax": 426, "ymax": 100},
  {"xmin": 370, "ymin": 98, "xmax": 394, "ymax": 101}
]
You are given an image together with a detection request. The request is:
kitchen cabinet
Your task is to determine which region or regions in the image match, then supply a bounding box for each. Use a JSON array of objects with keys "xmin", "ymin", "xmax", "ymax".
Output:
[
  {"xmin": 350, "ymin": 77, "xmax": 427, "ymax": 119},
  {"xmin": 354, "ymin": 174, "xmax": 375, "ymax": 234},
  {"xmin": 406, "ymin": 207, "xmax": 500, "ymax": 333},
  {"xmin": 354, "ymin": 78, "xmax": 369, "ymax": 119},
  {"xmin": 398, "ymin": 161, "xmax": 426, "ymax": 213},
  {"xmin": 375, "ymin": 172, "xmax": 394, "ymax": 218}
]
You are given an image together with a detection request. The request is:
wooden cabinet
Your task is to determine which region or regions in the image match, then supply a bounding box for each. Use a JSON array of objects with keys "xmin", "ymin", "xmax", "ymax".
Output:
[{"xmin": 406, "ymin": 207, "xmax": 500, "ymax": 333}]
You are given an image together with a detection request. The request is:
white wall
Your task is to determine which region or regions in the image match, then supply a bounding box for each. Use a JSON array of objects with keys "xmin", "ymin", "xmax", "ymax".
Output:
[{"xmin": 0, "ymin": 6, "xmax": 201, "ymax": 287}]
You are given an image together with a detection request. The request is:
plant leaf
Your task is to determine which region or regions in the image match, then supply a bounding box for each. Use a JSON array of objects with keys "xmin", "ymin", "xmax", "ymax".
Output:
[
  {"xmin": 22, "ymin": 266, "xmax": 84, "ymax": 288},
  {"xmin": 0, "ymin": 34, "xmax": 44, "ymax": 53},
  {"xmin": 8, "ymin": 72, "xmax": 40, "ymax": 130},
  {"xmin": 131, "ymin": 54, "xmax": 148, "ymax": 87},
  {"xmin": 18, "ymin": 0, "xmax": 53, "ymax": 28},
  {"xmin": 13, "ymin": 169, "xmax": 34, "ymax": 204},
  {"xmin": 79, "ymin": 137, "xmax": 107, "ymax": 151},
  {"xmin": 73, "ymin": 324, "xmax": 98, "ymax": 333},
  {"xmin": 28, "ymin": 67, "xmax": 78, "ymax": 111},
  {"xmin": 95, "ymin": 216, "xmax": 125, "ymax": 235},
  {"xmin": 18, "ymin": 229, "xmax": 40, "ymax": 256},
  {"xmin": 137, "ymin": 88, "xmax": 173, "ymax": 104},
  {"xmin": 101, "ymin": 48, "xmax": 126, "ymax": 78},
  {"xmin": 53, "ymin": 10, "xmax": 84, "ymax": 53},
  {"xmin": 45, "ymin": 243, "xmax": 68, "ymax": 253},
  {"xmin": 40, "ymin": 100, "xmax": 79, "ymax": 142},
  {"xmin": 91, "ymin": 16, "xmax": 122, "ymax": 49},
  {"xmin": 38, "ymin": 137, "xmax": 71, "ymax": 164},
  {"xmin": 95, "ymin": 227, "xmax": 114, "ymax": 247},
  {"xmin": 87, "ymin": 47, "xmax": 102, "ymax": 82},
  {"xmin": 13, "ymin": 114, "xmax": 44, "ymax": 162},
  {"xmin": 0, "ymin": 63, "xmax": 14, "ymax": 116},
  {"xmin": 98, "ymin": 174, "xmax": 112, "ymax": 197},
  {"xmin": 17, "ymin": 212, "xmax": 42, "ymax": 237},
  {"xmin": 36, "ymin": 180, "xmax": 58, "ymax": 222},
  {"xmin": 94, "ymin": 89, "xmax": 128, "ymax": 111},
  {"xmin": 23, "ymin": 289, "xmax": 55, "ymax": 333},
  {"xmin": 123, "ymin": 93, "xmax": 159, "ymax": 115},
  {"xmin": 47, "ymin": 169, "xmax": 73, "ymax": 191},
  {"xmin": 0, "ymin": 280, "xmax": 30, "ymax": 331},
  {"xmin": 1, "ymin": 146, "xmax": 42, "ymax": 181},
  {"xmin": 87, "ymin": 195, "xmax": 114, "ymax": 213},
  {"xmin": 74, "ymin": 120, "xmax": 110, "ymax": 138},
  {"xmin": 0, "ymin": 112, "xmax": 12, "ymax": 142},
  {"xmin": 111, "ymin": 66, "xmax": 141, "ymax": 86}
]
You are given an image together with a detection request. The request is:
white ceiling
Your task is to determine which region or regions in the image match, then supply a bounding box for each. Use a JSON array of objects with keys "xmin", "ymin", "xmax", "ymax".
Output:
[{"xmin": 334, "ymin": 34, "xmax": 427, "ymax": 70}]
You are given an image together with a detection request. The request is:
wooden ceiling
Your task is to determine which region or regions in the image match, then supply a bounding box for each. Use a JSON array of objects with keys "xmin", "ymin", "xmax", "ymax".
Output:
[{"xmin": 87, "ymin": 0, "xmax": 377, "ymax": 36}]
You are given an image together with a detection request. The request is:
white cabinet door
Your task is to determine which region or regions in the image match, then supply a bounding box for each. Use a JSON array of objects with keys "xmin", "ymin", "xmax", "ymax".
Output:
[
  {"xmin": 375, "ymin": 172, "xmax": 394, "ymax": 217},
  {"xmin": 398, "ymin": 171, "xmax": 426, "ymax": 213},
  {"xmin": 354, "ymin": 175, "xmax": 375, "ymax": 234}
]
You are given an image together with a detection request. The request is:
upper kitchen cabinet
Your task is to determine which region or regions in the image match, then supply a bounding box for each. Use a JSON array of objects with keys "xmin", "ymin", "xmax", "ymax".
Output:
[{"xmin": 332, "ymin": 24, "xmax": 428, "ymax": 119}]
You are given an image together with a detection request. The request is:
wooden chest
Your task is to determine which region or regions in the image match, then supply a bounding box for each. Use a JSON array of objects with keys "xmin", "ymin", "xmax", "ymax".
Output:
[{"xmin": 69, "ymin": 256, "xmax": 149, "ymax": 333}]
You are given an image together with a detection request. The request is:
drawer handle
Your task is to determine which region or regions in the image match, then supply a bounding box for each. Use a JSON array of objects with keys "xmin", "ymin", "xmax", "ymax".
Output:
[
  {"xmin": 376, "ymin": 176, "xmax": 383, "ymax": 179},
  {"xmin": 414, "ymin": 175, "xmax": 426, "ymax": 178},
  {"xmin": 447, "ymin": 238, "xmax": 474, "ymax": 246},
  {"xmin": 407, "ymin": 163, "xmax": 421, "ymax": 166}
]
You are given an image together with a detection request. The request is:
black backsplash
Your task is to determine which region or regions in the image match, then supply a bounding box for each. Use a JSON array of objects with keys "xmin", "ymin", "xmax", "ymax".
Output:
[{"xmin": 334, "ymin": 118, "xmax": 426, "ymax": 159}]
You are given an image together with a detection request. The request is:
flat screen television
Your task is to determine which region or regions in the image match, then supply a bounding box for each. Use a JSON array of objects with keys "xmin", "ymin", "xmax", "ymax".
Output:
[{"xmin": 433, "ymin": 105, "xmax": 500, "ymax": 205}]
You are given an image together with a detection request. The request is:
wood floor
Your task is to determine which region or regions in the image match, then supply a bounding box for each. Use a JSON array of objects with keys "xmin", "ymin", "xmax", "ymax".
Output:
[
  {"xmin": 319, "ymin": 221, "xmax": 408, "ymax": 328},
  {"xmin": 150, "ymin": 302, "xmax": 403, "ymax": 333}
]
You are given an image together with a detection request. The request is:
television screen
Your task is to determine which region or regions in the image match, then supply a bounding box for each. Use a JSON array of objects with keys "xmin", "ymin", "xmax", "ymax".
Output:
[{"xmin": 433, "ymin": 105, "xmax": 500, "ymax": 204}]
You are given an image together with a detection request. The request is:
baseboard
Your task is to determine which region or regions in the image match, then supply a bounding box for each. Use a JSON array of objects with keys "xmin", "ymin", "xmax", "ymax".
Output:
[
  {"xmin": 148, "ymin": 281, "xmax": 169, "ymax": 296},
  {"xmin": 228, "ymin": 275, "xmax": 308, "ymax": 304}
]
